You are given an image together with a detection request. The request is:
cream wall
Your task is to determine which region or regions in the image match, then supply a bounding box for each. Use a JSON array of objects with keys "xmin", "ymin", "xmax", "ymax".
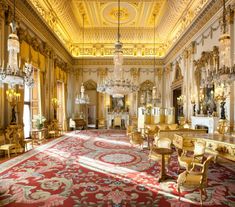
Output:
[
  {"xmin": 1, "ymin": 0, "xmax": 235, "ymax": 131},
  {"xmin": 67, "ymin": 63, "xmax": 163, "ymax": 123},
  {"xmin": 0, "ymin": 0, "xmax": 72, "ymax": 129},
  {"xmin": 163, "ymin": 0, "xmax": 235, "ymax": 129}
]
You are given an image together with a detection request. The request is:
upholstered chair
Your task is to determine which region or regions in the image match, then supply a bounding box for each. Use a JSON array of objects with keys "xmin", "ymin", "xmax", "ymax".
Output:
[
  {"xmin": 173, "ymin": 134, "xmax": 194, "ymax": 156},
  {"xmin": 177, "ymin": 155, "xmax": 214, "ymax": 205},
  {"xmin": 178, "ymin": 140, "xmax": 206, "ymax": 171},
  {"xmin": 149, "ymin": 137, "xmax": 172, "ymax": 165},
  {"xmin": 0, "ymin": 127, "xmax": 18, "ymax": 158},
  {"xmin": 144, "ymin": 125, "xmax": 160, "ymax": 148},
  {"xmin": 113, "ymin": 116, "xmax": 122, "ymax": 128},
  {"xmin": 98, "ymin": 118, "xmax": 106, "ymax": 129},
  {"xmin": 130, "ymin": 131, "xmax": 144, "ymax": 149},
  {"xmin": 126, "ymin": 125, "xmax": 136, "ymax": 138}
]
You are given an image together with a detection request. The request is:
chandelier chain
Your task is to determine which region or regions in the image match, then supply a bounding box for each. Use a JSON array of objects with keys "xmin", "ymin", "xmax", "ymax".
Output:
[{"xmin": 117, "ymin": 0, "xmax": 120, "ymax": 42}]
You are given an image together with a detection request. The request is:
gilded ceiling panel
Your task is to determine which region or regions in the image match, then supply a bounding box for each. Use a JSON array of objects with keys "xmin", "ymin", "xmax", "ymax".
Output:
[{"xmin": 28, "ymin": 0, "xmax": 211, "ymax": 58}]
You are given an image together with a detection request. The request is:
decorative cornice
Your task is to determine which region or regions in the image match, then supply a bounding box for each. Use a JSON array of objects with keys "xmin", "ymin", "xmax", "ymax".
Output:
[
  {"xmin": 13, "ymin": 0, "xmax": 73, "ymax": 64},
  {"xmin": 164, "ymin": 0, "xmax": 221, "ymax": 64},
  {"xmin": 73, "ymin": 58, "xmax": 164, "ymax": 66},
  {"xmin": 0, "ymin": 0, "xmax": 8, "ymax": 18}
]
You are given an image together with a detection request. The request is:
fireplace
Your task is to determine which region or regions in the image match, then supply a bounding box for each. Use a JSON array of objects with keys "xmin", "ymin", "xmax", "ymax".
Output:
[
  {"xmin": 191, "ymin": 116, "xmax": 219, "ymax": 134},
  {"xmin": 195, "ymin": 125, "xmax": 209, "ymax": 133}
]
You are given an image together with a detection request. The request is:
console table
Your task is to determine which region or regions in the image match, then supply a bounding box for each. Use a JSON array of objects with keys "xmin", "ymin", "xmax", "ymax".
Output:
[{"xmin": 191, "ymin": 116, "xmax": 219, "ymax": 134}]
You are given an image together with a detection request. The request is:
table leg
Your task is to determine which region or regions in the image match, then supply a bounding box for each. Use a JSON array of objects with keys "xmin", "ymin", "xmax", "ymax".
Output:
[{"xmin": 158, "ymin": 154, "xmax": 172, "ymax": 182}]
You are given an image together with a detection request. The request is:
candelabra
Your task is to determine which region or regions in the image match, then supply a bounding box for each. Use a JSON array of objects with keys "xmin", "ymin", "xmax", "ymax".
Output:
[
  {"xmin": 51, "ymin": 98, "xmax": 59, "ymax": 119},
  {"xmin": 6, "ymin": 88, "xmax": 20, "ymax": 123},
  {"xmin": 214, "ymin": 84, "xmax": 227, "ymax": 119},
  {"xmin": 199, "ymin": 89, "xmax": 205, "ymax": 115}
]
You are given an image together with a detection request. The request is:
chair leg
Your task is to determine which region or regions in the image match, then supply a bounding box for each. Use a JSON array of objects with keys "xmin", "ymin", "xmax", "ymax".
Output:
[
  {"xmin": 213, "ymin": 155, "xmax": 217, "ymax": 163},
  {"xmin": 149, "ymin": 158, "xmax": 152, "ymax": 167},
  {"xmin": 203, "ymin": 188, "xmax": 207, "ymax": 200},
  {"xmin": 7, "ymin": 150, "xmax": 10, "ymax": 158},
  {"xmin": 178, "ymin": 186, "xmax": 181, "ymax": 201},
  {"xmin": 199, "ymin": 188, "xmax": 203, "ymax": 206}
]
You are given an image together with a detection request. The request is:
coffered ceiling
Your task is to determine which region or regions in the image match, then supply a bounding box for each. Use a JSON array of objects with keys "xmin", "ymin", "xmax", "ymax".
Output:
[{"xmin": 28, "ymin": 0, "xmax": 210, "ymax": 58}]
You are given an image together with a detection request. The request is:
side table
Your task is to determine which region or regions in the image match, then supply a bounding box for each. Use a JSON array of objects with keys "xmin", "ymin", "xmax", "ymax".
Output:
[
  {"xmin": 31, "ymin": 128, "xmax": 47, "ymax": 146},
  {"xmin": 153, "ymin": 147, "xmax": 173, "ymax": 182}
]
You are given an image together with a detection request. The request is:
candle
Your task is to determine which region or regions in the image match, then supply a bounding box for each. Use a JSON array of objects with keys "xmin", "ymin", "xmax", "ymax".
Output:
[{"xmin": 19, "ymin": 56, "xmax": 21, "ymax": 69}]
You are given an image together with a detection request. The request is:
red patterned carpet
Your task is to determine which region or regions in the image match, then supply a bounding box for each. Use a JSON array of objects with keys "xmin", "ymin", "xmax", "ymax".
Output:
[{"xmin": 0, "ymin": 130, "xmax": 235, "ymax": 207}]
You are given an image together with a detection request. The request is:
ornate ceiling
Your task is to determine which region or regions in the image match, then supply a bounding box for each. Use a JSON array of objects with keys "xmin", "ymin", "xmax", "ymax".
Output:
[{"xmin": 28, "ymin": 0, "xmax": 210, "ymax": 58}]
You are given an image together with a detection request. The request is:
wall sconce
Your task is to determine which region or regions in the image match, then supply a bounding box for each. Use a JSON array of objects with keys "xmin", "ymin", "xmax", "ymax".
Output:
[
  {"xmin": 214, "ymin": 83, "xmax": 228, "ymax": 119},
  {"xmin": 6, "ymin": 88, "xmax": 20, "ymax": 123}
]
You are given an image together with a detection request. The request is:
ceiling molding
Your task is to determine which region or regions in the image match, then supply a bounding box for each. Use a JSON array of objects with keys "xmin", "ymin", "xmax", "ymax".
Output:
[
  {"xmin": 164, "ymin": 0, "xmax": 221, "ymax": 64},
  {"xmin": 73, "ymin": 58, "xmax": 164, "ymax": 67},
  {"xmin": 16, "ymin": 0, "xmax": 73, "ymax": 63},
  {"xmin": 27, "ymin": 0, "xmax": 211, "ymax": 58}
]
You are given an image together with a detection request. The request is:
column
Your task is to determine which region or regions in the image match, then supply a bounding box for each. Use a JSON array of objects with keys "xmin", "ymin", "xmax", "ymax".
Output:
[{"xmin": 0, "ymin": 5, "xmax": 6, "ymax": 128}]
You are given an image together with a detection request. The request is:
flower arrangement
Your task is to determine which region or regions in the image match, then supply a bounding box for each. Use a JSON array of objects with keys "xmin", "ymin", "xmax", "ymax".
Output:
[{"xmin": 32, "ymin": 114, "xmax": 46, "ymax": 129}]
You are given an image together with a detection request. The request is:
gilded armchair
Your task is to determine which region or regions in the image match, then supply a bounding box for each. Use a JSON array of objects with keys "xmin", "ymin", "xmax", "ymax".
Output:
[
  {"xmin": 177, "ymin": 155, "xmax": 214, "ymax": 205},
  {"xmin": 144, "ymin": 125, "xmax": 160, "ymax": 149},
  {"xmin": 178, "ymin": 140, "xmax": 206, "ymax": 172},
  {"xmin": 130, "ymin": 131, "xmax": 144, "ymax": 149}
]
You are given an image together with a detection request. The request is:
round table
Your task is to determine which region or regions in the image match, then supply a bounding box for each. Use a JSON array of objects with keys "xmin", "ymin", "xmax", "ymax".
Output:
[{"xmin": 153, "ymin": 147, "xmax": 173, "ymax": 182}]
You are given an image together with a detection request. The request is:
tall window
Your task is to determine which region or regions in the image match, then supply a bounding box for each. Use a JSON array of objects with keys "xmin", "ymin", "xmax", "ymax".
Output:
[
  {"xmin": 23, "ymin": 68, "xmax": 40, "ymax": 137},
  {"xmin": 57, "ymin": 81, "xmax": 65, "ymax": 129},
  {"xmin": 23, "ymin": 86, "xmax": 31, "ymax": 138}
]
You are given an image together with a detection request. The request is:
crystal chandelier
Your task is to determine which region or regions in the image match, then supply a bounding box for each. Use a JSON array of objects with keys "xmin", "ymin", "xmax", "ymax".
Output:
[
  {"xmin": 75, "ymin": 83, "xmax": 90, "ymax": 104},
  {"xmin": 214, "ymin": 0, "xmax": 235, "ymax": 83},
  {"xmin": 97, "ymin": 0, "xmax": 139, "ymax": 98},
  {"xmin": 75, "ymin": 14, "xmax": 89, "ymax": 105},
  {"xmin": 152, "ymin": 14, "xmax": 161, "ymax": 104},
  {"xmin": 0, "ymin": 0, "xmax": 34, "ymax": 88}
]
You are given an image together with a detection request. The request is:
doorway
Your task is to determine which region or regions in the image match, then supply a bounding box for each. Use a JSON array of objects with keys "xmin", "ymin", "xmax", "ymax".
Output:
[
  {"xmin": 173, "ymin": 88, "xmax": 181, "ymax": 124},
  {"xmin": 88, "ymin": 104, "xmax": 96, "ymax": 128}
]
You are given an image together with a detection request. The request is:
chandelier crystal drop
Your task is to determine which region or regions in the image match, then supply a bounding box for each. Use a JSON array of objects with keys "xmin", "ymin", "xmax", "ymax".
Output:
[
  {"xmin": 0, "ymin": 0, "xmax": 34, "ymax": 87},
  {"xmin": 97, "ymin": 0, "xmax": 139, "ymax": 97}
]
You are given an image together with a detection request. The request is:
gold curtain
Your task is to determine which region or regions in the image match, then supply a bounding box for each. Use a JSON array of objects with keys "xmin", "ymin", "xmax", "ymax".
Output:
[
  {"xmin": 55, "ymin": 66, "xmax": 67, "ymax": 130},
  {"xmin": 0, "ymin": 86, "xmax": 7, "ymax": 128},
  {"xmin": 20, "ymin": 41, "xmax": 30, "ymax": 64},
  {"xmin": 17, "ymin": 88, "xmax": 24, "ymax": 125},
  {"xmin": 20, "ymin": 41, "xmax": 46, "ymax": 122}
]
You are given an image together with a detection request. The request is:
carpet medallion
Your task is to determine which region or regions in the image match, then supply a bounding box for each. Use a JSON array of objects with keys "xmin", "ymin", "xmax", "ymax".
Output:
[{"xmin": 0, "ymin": 130, "xmax": 234, "ymax": 207}]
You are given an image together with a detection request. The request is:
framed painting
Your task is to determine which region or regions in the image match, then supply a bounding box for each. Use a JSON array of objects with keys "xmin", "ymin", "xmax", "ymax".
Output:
[{"xmin": 111, "ymin": 96, "xmax": 125, "ymax": 112}]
